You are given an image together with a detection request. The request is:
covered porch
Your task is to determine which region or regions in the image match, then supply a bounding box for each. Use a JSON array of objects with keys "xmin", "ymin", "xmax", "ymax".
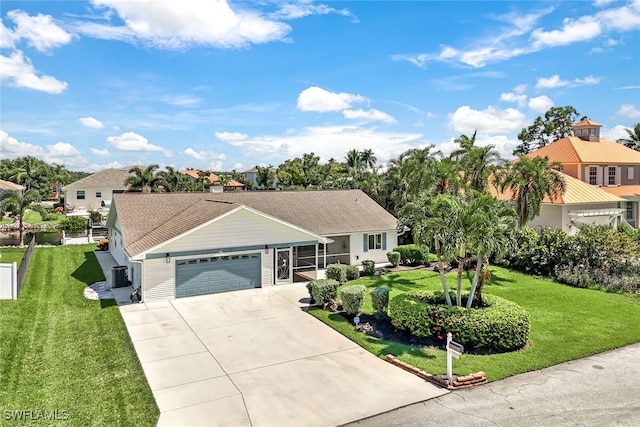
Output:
[
  {"xmin": 568, "ymin": 208, "xmax": 624, "ymax": 235},
  {"xmin": 291, "ymin": 235, "xmax": 350, "ymax": 282}
]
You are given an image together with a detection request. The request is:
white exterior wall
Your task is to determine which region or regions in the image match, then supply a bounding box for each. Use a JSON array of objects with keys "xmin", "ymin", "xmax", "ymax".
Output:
[
  {"xmin": 108, "ymin": 217, "xmax": 127, "ymax": 266},
  {"xmin": 349, "ymin": 230, "xmax": 398, "ymax": 265},
  {"xmin": 529, "ymin": 203, "xmax": 621, "ymax": 234},
  {"xmin": 65, "ymin": 187, "xmax": 116, "ymax": 211},
  {"xmin": 0, "ymin": 262, "xmax": 17, "ymax": 300}
]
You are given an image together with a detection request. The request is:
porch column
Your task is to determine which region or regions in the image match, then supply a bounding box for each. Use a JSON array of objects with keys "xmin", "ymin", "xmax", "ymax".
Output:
[
  {"xmin": 315, "ymin": 243, "xmax": 318, "ymax": 276},
  {"xmin": 323, "ymin": 243, "xmax": 327, "ymax": 270}
]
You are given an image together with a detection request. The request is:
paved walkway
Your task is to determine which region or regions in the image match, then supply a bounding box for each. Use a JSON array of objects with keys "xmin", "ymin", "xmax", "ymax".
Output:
[{"xmin": 348, "ymin": 343, "xmax": 640, "ymax": 427}]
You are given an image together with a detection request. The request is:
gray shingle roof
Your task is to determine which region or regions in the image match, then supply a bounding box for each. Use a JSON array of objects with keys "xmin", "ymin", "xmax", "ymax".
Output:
[
  {"xmin": 63, "ymin": 168, "xmax": 132, "ymax": 191},
  {"xmin": 113, "ymin": 189, "xmax": 398, "ymax": 257}
]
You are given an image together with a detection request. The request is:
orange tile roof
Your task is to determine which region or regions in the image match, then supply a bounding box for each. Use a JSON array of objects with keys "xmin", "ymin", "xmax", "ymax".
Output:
[
  {"xmin": 526, "ymin": 137, "xmax": 640, "ymax": 165},
  {"xmin": 490, "ymin": 171, "xmax": 625, "ymax": 205},
  {"xmin": 573, "ymin": 119, "xmax": 602, "ymax": 128},
  {"xmin": 0, "ymin": 179, "xmax": 25, "ymax": 191},
  {"xmin": 600, "ymin": 186, "xmax": 640, "ymax": 197},
  {"xmin": 180, "ymin": 169, "xmax": 220, "ymax": 182}
]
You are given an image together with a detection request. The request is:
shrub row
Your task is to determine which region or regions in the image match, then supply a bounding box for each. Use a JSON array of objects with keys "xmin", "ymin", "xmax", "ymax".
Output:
[
  {"xmin": 392, "ymin": 244, "xmax": 429, "ymax": 266},
  {"xmin": 389, "ymin": 292, "xmax": 529, "ymax": 352}
]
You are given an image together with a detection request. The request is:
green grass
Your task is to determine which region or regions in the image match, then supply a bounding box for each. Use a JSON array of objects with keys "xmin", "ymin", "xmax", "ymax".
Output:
[
  {"xmin": 0, "ymin": 245, "xmax": 159, "ymax": 426},
  {"xmin": 1, "ymin": 211, "xmax": 65, "ymax": 226},
  {"xmin": 0, "ymin": 248, "xmax": 27, "ymax": 266},
  {"xmin": 310, "ymin": 267, "xmax": 640, "ymax": 382}
]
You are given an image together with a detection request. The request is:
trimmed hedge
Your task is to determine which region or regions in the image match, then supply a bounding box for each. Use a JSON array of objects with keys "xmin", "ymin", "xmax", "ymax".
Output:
[
  {"xmin": 308, "ymin": 279, "xmax": 339, "ymax": 305},
  {"xmin": 346, "ymin": 265, "xmax": 360, "ymax": 281},
  {"xmin": 387, "ymin": 251, "xmax": 400, "ymax": 267},
  {"xmin": 389, "ymin": 292, "xmax": 529, "ymax": 352},
  {"xmin": 326, "ymin": 263, "xmax": 347, "ymax": 283},
  {"xmin": 393, "ymin": 244, "xmax": 429, "ymax": 265},
  {"xmin": 362, "ymin": 260, "xmax": 375, "ymax": 276},
  {"xmin": 370, "ymin": 286, "xmax": 390, "ymax": 314},
  {"xmin": 341, "ymin": 285, "xmax": 366, "ymax": 315}
]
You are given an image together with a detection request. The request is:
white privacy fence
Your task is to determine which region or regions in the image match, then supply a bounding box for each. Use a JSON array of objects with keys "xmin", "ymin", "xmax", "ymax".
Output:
[{"xmin": 0, "ymin": 262, "xmax": 18, "ymax": 299}]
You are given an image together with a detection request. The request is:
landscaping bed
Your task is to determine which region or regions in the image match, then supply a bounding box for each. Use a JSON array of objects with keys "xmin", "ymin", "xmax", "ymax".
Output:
[{"xmin": 309, "ymin": 267, "xmax": 640, "ymax": 382}]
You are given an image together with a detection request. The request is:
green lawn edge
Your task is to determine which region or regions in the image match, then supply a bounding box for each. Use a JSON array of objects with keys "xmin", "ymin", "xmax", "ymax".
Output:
[
  {"xmin": 309, "ymin": 266, "xmax": 640, "ymax": 382},
  {"xmin": 0, "ymin": 245, "xmax": 159, "ymax": 426}
]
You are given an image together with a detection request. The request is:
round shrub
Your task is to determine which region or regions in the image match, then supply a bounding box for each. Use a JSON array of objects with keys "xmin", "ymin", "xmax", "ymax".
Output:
[
  {"xmin": 326, "ymin": 263, "xmax": 347, "ymax": 283},
  {"xmin": 345, "ymin": 265, "xmax": 360, "ymax": 281},
  {"xmin": 340, "ymin": 285, "xmax": 366, "ymax": 315},
  {"xmin": 370, "ymin": 286, "xmax": 390, "ymax": 314},
  {"xmin": 389, "ymin": 292, "xmax": 529, "ymax": 352},
  {"xmin": 308, "ymin": 279, "xmax": 339, "ymax": 306},
  {"xmin": 387, "ymin": 251, "xmax": 400, "ymax": 267},
  {"xmin": 392, "ymin": 244, "xmax": 429, "ymax": 265}
]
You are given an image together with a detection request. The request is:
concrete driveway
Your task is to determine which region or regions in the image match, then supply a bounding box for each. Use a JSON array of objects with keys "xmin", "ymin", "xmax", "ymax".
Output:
[{"xmin": 119, "ymin": 284, "xmax": 447, "ymax": 427}]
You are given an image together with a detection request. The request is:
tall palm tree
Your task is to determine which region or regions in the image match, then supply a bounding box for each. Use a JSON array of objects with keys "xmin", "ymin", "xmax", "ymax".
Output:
[
  {"xmin": 400, "ymin": 146, "xmax": 440, "ymax": 200},
  {"xmin": 1, "ymin": 189, "xmax": 40, "ymax": 246},
  {"xmin": 217, "ymin": 174, "xmax": 230, "ymax": 189},
  {"xmin": 196, "ymin": 170, "xmax": 211, "ymax": 192},
  {"xmin": 124, "ymin": 164, "xmax": 160, "ymax": 193},
  {"xmin": 494, "ymin": 156, "xmax": 566, "ymax": 227},
  {"xmin": 451, "ymin": 131, "xmax": 503, "ymax": 192},
  {"xmin": 360, "ymin": 148, "xmax": 377, "ymax": 170},
  {"xmin": 9, "ymin": 156, "xmax": 48, "ymax": 192},
  {"xmin": 157, "ymin": 166, "xmax": 190, "ymax": 192},
  {"xmin": 465, "ymin": 194, "xmax": 517, "ymax": 308}
]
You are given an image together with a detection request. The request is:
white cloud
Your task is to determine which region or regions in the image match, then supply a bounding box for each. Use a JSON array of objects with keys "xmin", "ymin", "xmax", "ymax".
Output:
[
  {"xmin": 224, "ymin": 125, "xmax": 423, "ymax": 165},
  {"xmin": 342, "ymin": 108, "xmax": 396, "ymax": 124},
  {"xmin": 0, "ymin": 19, "xmax": 15, "ymax": 49},
  {"xmin": 76, "ymin": 0, "xmax": 291, "ymax": 49},
  {"xmin": 0, "ymin": 130, "xmax": 93, "ymax": 170},
  {"xmin": 231, "ymin": 162, "xmax": 244, "ymax": 171},
  {"xmin": 0, "ymin": 50, "xmax": 68, "ymax": 94},
  {"xmin": 184, "ymin": 147, "xmax": 227, "ymax": 161},
  {"xmin": 616, "ymin": 104, "xmax": 640, "ymax": 120},
  {"xmin": 79, "ymin": 116, "xmax": 105, "ymax": 129},
  {"xmin": 528, "ymin": 95, "xmax": 555, "ymax": 113},
  {"xmin": 215, "ymin": 131, "xmax": 248, "ymax": 142},
  {"xmin": 6, "ymin": 10, "xmax": 73, "ymax": 53},
  {"xmin": 449, "ymin": 106, "xmax": 528, "ymax": 135},
  {"xmin": 107, "ymin": 131, "xmax": 171, "ymax": 156},
  {"xmin": 602, "ymin": 124, "xmax": 634, "ymax": 141},
  {"xmin": 297, "ymin": 86, "xmax": 367, "ymax": 112},
  {"xmin": 536, "ymin": 74, "xmax": 569, "ymax": 89},
  {"xmin": 160, "ymin": 94, "xmax": 202, "ymax": 106},
  {"xmin": 531, "ymin": 16, "xmax": 602, "ymax": 48},
  {"xmin": 271, "ymin": 3, "xmax": 355, "ymax": 21},
  {"xmin": 536, "ymin": 74, "xmax": 602, "ymax": 90},
  {"xmin": 500, "ymin": 92, "xmax": 527, "ymax": 107},
  {"xmin": 91, "ymin": 148, "xmax": 111, "ymax": 156}
]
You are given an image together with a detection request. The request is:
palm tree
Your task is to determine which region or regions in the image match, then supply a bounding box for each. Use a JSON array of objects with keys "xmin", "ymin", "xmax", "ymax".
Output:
[
  {"xmin": 465, "ymin": 194, "xmax": 517, "ymax": 308},
  {"xmin": 217, "ymin": 174, "xmax": 230, "ymax": 189},
  {"xmin": 124, "ymin": 165, "xmax": 160, "ymax": 193},
  {"xmin": 9, "ymin": 156, "xmax": 48, "ymax": 192},
  {"xmin": 157, "ymin": 166, "xmax": 190, "ymax": 192},
  {"xmin": 451, "ymin": 131, "xmax": 503, "ymax": 192},
  {"xmin": 494, "ymin": 156, "xmax": 566, "ymax": 227},
  {"xmin": 400, "ymin": 146, "xmax": 440, "ymax": 200},
  {"xmin": 360, "ymin": 148, "xmax": 377, "ymax": 170},
  {"xmin": 1, "ymin": 189, "xmax": 40, "ymax": 246},
  {"xmin": 196, "ymin": 170, "xmax": 211, "ymax": 192},
  {"xmin": 620, "ymin": 123, "xmax": 640, "ymax": 150}
]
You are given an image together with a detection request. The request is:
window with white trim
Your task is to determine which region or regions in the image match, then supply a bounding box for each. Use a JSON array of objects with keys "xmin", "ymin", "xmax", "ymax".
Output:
[
  {"xmin": 608, "ymin": 166, "xmax": 616, "ymax": 186},
  {"xmin": 588, "ymin": 167, "xmax": 597, "ymax": 185},
  {"xmin": 368, "ymin": 233, "xmax": 382, "ymax": 250}
]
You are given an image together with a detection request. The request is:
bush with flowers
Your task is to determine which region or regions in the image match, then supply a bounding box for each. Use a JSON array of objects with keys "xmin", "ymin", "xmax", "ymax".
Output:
[{"xmin": 388, "ymin": 291, "xmax": 529, "ymax": 352}]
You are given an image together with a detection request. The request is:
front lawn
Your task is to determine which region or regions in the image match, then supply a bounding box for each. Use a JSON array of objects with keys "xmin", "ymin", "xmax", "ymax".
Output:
[
  {"xmin": 0, "ymin": 245, "xmax": 158, "ymax": 426},
  {"xmin": 310, "ymin": 267, "xmax": 640, "ymax": 381}
]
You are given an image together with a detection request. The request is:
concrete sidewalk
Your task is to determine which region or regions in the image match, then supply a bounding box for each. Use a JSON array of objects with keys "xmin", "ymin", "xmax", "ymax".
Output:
[
  {"xmin": 118, "ymin": 285, "xmax": 448, "ymax": 427},
  {"xmin": 348, "ymin": 343, "xmax": 640, "ymax": 427}
]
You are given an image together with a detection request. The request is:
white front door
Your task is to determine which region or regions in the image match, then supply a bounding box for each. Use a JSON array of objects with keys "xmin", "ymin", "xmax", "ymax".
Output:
[{"xmin": 275, "ymin": 248, "xmax": 292, "ymax": 284}]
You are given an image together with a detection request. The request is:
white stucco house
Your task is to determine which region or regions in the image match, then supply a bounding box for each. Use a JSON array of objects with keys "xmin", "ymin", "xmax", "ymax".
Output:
[
  {"xmin": 107, "ymin": 190, "xmax": 399, "ymax": 302},
  {"xmin": 63, "ymin": 167, "xmax": 131, "ymax": 214}
]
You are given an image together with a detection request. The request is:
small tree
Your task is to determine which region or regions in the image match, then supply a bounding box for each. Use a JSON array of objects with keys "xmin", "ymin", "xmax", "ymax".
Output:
[{"xmin": 1, "ymin": 189, "xmax": 40, "ymax": 246}]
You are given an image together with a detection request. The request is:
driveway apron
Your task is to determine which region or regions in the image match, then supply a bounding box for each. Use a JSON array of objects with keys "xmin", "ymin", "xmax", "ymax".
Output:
[{"xmin": 119, "ymin": 284, "xmax": 447, "ymax": 427}]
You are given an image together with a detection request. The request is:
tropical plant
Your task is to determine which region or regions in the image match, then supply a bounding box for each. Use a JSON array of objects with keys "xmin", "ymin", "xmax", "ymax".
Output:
[
  {"xmin": 124, "ymin": 165, "xmax": 160, "ymax": 193},
  {"xmin": 493, "ymin": 156, "xmax": 566, "ymax": 227},
  {"xmin": 196, "ymin": 170, "xmax": 212, "ymax": 192},
  {"xmin": 1, "ymin": 189, "xmax": 40, "ymax": 246},
  {"xmin": 157, "ymin": 166, "xmax": 192, "ymax": 192},
  {"xmin": 619, "ymin": 123, "xmax": 640, "ymax": 150},
  {"xmin": 256, "ymin": 165, "xmax": 276, "ymax": 188},
  {"xmin": 451, "ymin": 131, "xmax": 503, "ymax": 192}
]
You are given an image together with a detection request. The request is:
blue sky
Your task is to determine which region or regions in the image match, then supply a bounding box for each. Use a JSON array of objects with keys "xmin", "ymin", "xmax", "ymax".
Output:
[{"xmin": 1, "ymin": 0, "xmax": 639, "ymax": 172}]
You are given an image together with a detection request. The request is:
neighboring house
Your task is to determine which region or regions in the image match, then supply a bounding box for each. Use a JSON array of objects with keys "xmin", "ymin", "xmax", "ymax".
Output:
[
  {"xmin": 0, "ymin": 179, "xmax": 24, "ymax": 196},
  {"xmin": 242, "ymin": 166, "xmax": 278, "ymax": 188},
  {"xmin": 107, "ymin": 189, "xmax": 398, "ymax": 301},
  {"xmin": 63, "ymin": 167, "xmax": 131, "ymax": 213},
  {"xmin": 180, "ymin": 170, "xmax": 245, "ymax": 192},
  {"xmin": 524, "ymin": 119, "xmax": 640, "ymax": 230}
]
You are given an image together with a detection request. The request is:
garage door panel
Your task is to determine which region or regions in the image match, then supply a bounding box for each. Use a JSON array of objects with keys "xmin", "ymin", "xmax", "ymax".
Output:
[{"xmin": 176, "ymin": 253, "xmax": 261, "ymax": 298}]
